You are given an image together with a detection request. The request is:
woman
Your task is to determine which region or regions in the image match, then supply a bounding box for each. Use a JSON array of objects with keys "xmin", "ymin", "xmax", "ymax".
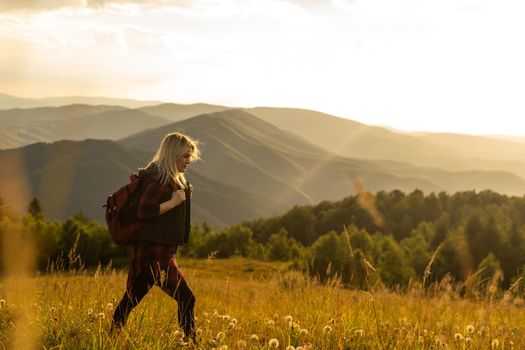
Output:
[{"xmin": 111, "ymin": 132, "xmax": 201, "ymax": 341}]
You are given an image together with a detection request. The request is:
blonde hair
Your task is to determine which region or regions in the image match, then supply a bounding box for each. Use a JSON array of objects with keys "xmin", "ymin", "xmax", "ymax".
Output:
[{"xmin": 146, "ymin": 132, "xmax": 201, "ymax": 188}]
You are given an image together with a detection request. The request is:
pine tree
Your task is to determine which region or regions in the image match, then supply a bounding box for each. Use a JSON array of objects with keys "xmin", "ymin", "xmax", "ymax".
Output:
[{"xmin": 28, "ymin": 197, "xmax": 44, "ymax": 219}]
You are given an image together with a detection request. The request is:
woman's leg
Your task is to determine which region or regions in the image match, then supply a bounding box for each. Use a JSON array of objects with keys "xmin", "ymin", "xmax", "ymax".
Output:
[
  {"xmin": 112, "ymin": 267, "xmax": 156, "ymax": 327},
  {"xmin": 161, "ymin": 265, "xmax": 196, "ymax": 338}
]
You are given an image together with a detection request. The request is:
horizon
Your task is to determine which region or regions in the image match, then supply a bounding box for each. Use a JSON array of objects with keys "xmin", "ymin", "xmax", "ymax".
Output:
[
  {"xmin": 3, "ymin": 91, "xmax": 525, "ymax": 140},
  {"xmin": 1, "ymin": 0, "xmax": 525, "ymax": 137}
]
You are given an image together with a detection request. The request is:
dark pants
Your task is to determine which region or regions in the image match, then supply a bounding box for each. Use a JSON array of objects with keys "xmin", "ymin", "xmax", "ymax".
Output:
[{"xmin": 112, "ymin": 243, "xmax": 195, "ymax": 337}]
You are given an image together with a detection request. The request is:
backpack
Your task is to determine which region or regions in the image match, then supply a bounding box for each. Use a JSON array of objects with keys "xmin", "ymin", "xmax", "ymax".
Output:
[{"xmin": 104, "ymin": 173, "xmax": 147, "ymax": 245}]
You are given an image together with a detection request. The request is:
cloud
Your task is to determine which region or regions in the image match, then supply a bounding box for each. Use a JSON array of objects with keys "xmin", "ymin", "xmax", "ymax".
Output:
[
  {"xmin": 0, "ymin": 0, "xmax": 82, "ymax": 12},
  {"xmin": 0, "ymin": 0, "xmax": 193, "ymax": 13}
]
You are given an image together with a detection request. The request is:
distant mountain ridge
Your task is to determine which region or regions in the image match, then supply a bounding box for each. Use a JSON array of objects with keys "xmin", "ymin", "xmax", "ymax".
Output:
[
  {"xmin": 0, "ymin": 93, "xmax": 164, "ymax": 109},
  {"xmin": 2, "ymin": 93, "xmax": 525, "ymax": 225},
  {"xmin": 0, "ymin": 105, "xmax": 171, "ymax": 149},
  {"xmin": 121, "ymin": 109, "xmax": 525, "ymax": 206},
  {"xmin": 0, "ymin": 139, "xmax": 286, "ymax": 225}
]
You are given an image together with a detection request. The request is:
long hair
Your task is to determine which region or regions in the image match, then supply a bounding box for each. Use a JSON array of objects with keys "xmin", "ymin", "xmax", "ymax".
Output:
[{"xmin": 146, "ymin": 132, "xmax": 201, "ymax": 188}]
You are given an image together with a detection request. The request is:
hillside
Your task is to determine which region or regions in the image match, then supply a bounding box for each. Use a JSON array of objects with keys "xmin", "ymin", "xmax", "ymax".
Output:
[
  {"xmin": 0, "ymin": 107, "xmax": 171, "ymax": 149},
  {"xmin": 247, "ymin": 107, "xmax": 525, "ymax": 179},
  {"xmin": 0, "ymin": 139, "xmax": 285, "ymax": 224},
  {"xmin": 121, "ymin": 109, "xmax": 525, "ymax": 207},
  {"xmin": 138, "ymin": 103, "xmax": 229, "ymax": 122}
]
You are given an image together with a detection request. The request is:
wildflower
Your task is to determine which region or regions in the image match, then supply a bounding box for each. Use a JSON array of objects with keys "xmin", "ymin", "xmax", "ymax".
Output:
[
  {"xmin": 418, "ymin": 336, "xmax": 424, "ymax": 343},
  {"xmin": 216, "ymin": 331, "xmax": 226, "ymax": 341},
  {"xmin": 329, "ymin": 318, "xmax": 336, "ymax": 325},
  {"xmin": 173, "ymin": 330, "xmax": 183, "ymax": 339},
  {"xmin": 454, "ymin": 333, "xmax": 464, "ymax": 341},
  {"xmin": 300, "ymin": 328, "xmax": 308, "ymax": 336},
  {"xmin": 196, "ymin": 328, "xmax": 202, "ymax": 336},
  {"xmin": 466, "ymin": 325, "xmax": 475, "ymax": 334},
  {"xmin": 231, "ymin": 318, "xmax": 238, "ymax": 325},
  {"xmin": 0, "ymin": 299, "xmax": 5, "ymax": 308},
  {"xmin": 269, "ymin": 338, "xmax": 279, "ymax": 348},
  {"xmin": 228, "ymin": 321, "xmax": 236, "ymax": 329},
  {"xmin": 286, "ymin": 346, "xmax": 295, "ymax": 350},
  {"xmin": 296, "ymin": 347, "xmax": 304, "ymax": 350},
  {"xmin": 492, "ymin": 339, "xmax": 500, "ymax": 348},
  {"xmin": 250, "ymin": 334, "xmax": 259, "ymax": 341},
  {"xmin": 284, "ymin": 315, "xmax": 293, "ymax": 323},
  {"xmin": 87, "ymin": 308, "xmax": 93, "ymax": 315},
  {"xmin": 354, "ymin": 329, "xmax": 364, "ymax": 336},
  {"xmin": 98, "ymin": 312, "xmax": 105, "ymax": 320},
  {"xmin": 203, "ymin": 312, "xmax": 209, "ymax": 318},
  {"xmin": 106, "ymin": 302, "xmax": 114, "ymax": 310},
  {"xmin": 223, "ymin": 314, "xmax": 231, "ymax": 321},
  {"xmin": 273, "ymin": 313, "xmax": 279, "ymax": 320},
  {"xmin": 323, "ymin": 325, "xmax": 332, "ymax": 334},
  {"xmin": 237, "ymin": 340, "xmax": 247, "ymax": 349},
  {"xmin": 465, "ymin": 337, "xmax": 472, "ymax": 344}
]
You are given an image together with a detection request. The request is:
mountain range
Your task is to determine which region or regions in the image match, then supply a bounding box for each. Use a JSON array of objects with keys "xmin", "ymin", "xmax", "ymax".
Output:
[{"xmin": 1, "ymin": 93, "xmax": 525, "ymax": 225}]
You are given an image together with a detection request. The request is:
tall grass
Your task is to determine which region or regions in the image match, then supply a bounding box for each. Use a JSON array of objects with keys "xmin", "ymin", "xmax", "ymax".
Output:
[{"xmin": 0, "ymin": 258, "xmax": 524, "ymax": 349}]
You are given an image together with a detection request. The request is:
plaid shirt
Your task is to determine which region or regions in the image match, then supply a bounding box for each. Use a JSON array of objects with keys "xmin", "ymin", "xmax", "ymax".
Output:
[{"xmin": 136, "ymin": 177, "xmax": 177, "ymax": 221}]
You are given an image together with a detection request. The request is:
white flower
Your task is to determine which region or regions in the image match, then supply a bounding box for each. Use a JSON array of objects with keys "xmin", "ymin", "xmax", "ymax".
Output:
[
  {"xmin": 269, "ymin": 338, "xmax": 279, "ymax": 348},
  {"xmin": 354, "ymin": 329, "xmax": 364, "ymax": 336},
  {"xmin": 454, "ymin": 333, "xmax": 464, "ymax": 341},
  {"xmin": 492, "ymin": 339, "xmax": 500, "ymax": 348},
  {"xmin": 250, "ymin": 334, "xmax": 259, "ymax": 341},
  {"xmin": 300, "ymin": 328, "xmax": 308, "ymax": 336},
  {"xmin": 466, "ymin": 325, "xmax": 475, "ymax": 334},
  {"xmin": 284, "ymin": 315, "xmax": 293, "ymax": 323},
  {"xmin": 286, "ymin": 346, "xmax": 295, "ymax": 350},
  {"xmin": 323, "ymin": 325, "xmax": 332, "ymax": 334}
]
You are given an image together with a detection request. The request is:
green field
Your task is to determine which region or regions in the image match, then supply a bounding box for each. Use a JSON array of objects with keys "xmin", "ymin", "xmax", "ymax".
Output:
[{"xmin": 0, "ymin": 258, "xmax": 524, "ymax": 349}]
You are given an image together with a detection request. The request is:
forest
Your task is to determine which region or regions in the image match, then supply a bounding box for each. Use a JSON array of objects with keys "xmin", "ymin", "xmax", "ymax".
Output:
[{"xmin": 1, "ymin": 189, "xmax": 524, "ymax": 291}]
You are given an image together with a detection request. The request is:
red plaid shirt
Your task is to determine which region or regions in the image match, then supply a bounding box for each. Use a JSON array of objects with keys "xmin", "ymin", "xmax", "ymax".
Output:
[{"xmin": 136, "ymin": 178, "xmax": 178, "ymax": 221}]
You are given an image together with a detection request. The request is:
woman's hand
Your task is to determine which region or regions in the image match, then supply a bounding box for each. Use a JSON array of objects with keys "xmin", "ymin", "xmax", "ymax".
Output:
[
  {"xmin": 170, "ymin": 189, "xmax": 186, "ymax": 207},
  {"xmin": 159, "ymin": 189, "xmax": 186, "ymax": 215}
]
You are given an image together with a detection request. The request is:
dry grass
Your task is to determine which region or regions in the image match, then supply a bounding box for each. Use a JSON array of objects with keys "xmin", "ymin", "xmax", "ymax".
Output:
[{"xmin": 0, "ymin": 258, "xmax": 524, "ymax": 349}]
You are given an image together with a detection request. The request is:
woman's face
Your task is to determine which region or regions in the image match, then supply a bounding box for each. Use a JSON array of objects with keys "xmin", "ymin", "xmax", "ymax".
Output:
[{"xmin": 176, "ymin": 147, "xmax": 193, "ymax": 173}]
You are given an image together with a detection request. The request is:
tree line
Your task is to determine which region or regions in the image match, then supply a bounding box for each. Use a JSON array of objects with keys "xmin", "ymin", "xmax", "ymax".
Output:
[{"xmin": 1, "ymin": 190, "xmax": 524, "ymax": 291}]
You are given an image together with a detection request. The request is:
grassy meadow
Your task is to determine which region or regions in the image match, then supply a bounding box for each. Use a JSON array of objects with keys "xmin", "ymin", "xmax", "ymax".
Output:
[{"xmin": 0, "ymin": 258, "xmax": 524, "ymax": 349}]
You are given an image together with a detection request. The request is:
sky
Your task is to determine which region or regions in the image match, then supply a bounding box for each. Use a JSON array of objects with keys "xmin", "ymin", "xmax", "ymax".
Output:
[{"xmin": 1, "ymin": 0, "xmax": 525, "ymax": 137}]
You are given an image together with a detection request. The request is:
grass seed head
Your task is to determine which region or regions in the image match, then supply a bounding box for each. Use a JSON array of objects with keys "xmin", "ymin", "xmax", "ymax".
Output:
[{"xmin": 269, "ymin": 338, "xmax": 279, "ymax": 348}]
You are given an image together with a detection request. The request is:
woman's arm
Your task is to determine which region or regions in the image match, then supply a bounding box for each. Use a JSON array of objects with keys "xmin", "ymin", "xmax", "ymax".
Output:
[{"xmin": 159, "ymin": 190, "xmax": 186, "ymax": 215}]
